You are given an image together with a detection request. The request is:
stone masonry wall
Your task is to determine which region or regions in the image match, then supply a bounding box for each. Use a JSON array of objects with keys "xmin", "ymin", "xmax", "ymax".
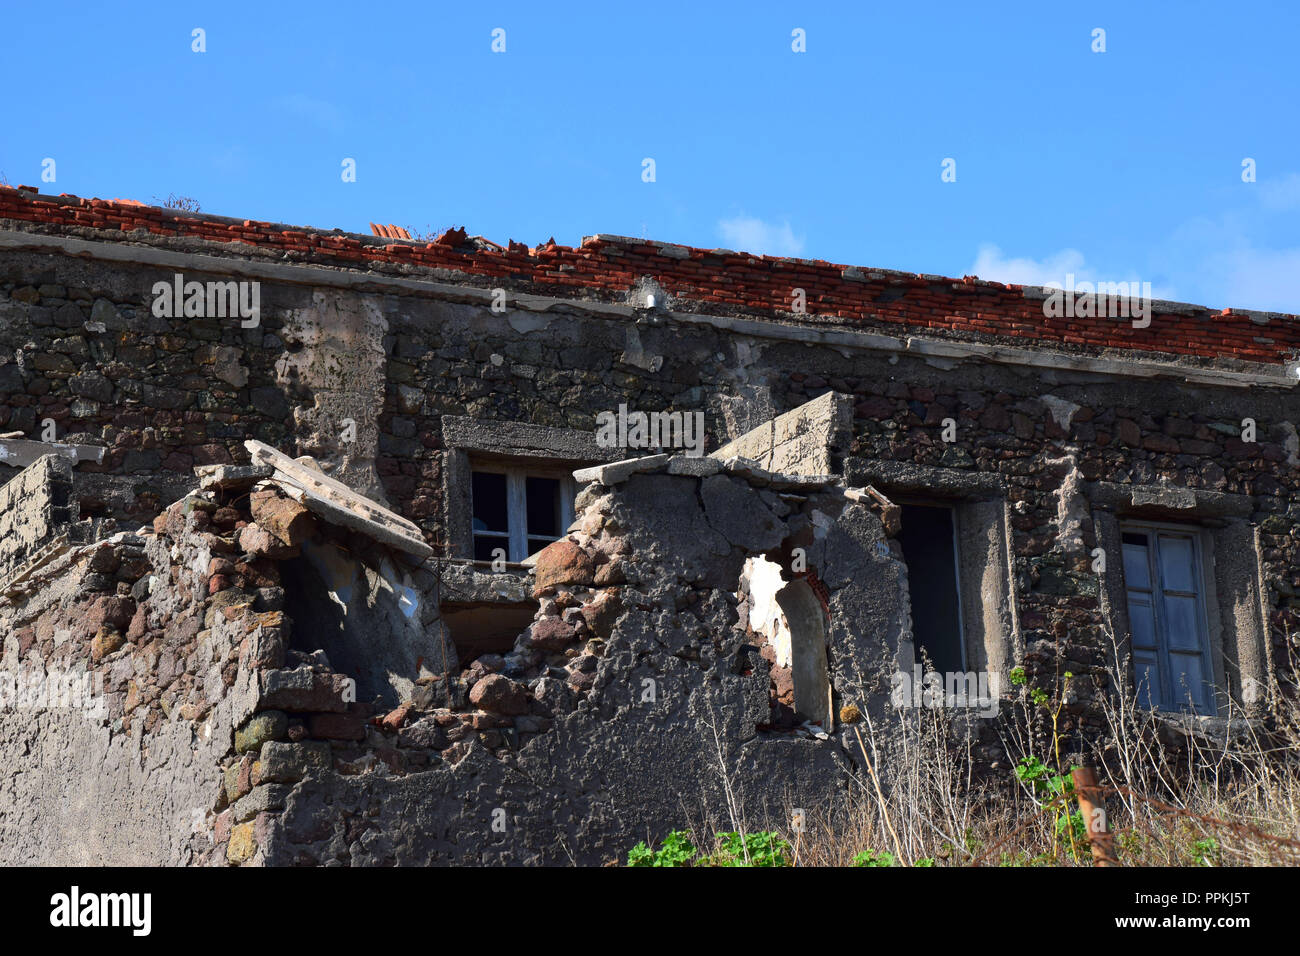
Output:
[
  {"xmin": 0, "ymin": 454, "xmax": 79, "ymax": 588},
  {"xmin": 2, "ymin": 192, "xmax": 1300, "ymax": 864}
]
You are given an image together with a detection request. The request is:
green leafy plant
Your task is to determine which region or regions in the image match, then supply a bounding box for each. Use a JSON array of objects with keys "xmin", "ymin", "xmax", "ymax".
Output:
[
  {"xmin": 1010, "ymin": 666, "xmax": 1085, "ymax": 861},
  {"xmin": 851, "ymin": 848, "xmax": 935, "ymax": 867},
  {"xmin": 1193, "ymin": 836, "xmax": 1220, "ymax": 867},
  {"xmin": 852, "ymin": 848, "xmax": 896, "ymax": 867},
  {"xmin": 626, "ymin": 829, "xmax": 697, "ymax": 867},
  {"xmin": 705, "ymin": 831, "xmax": 792, "ymax": 867},
  {"xmin": 626, "ymin": 830, "xmax": 792, "ymax": 867}
]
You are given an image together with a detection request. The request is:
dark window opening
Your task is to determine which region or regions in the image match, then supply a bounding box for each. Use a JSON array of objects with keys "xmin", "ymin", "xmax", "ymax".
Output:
[
  {"xmin": 525, "ymin": 475, "xmax": 561, "ymax": 552},
  {"xmin": 898, "ymin": 503, "xmax": 964, "ymax": 674},
  {"xmin": 471, "ymin": 471, "xmax": 509, "ymax": 562},
  {"xmin": 442, "ymin": 603, "xmax": 538, "ymax": 662}
]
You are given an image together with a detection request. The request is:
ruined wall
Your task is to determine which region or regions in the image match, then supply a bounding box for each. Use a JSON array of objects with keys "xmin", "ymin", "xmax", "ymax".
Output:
[
  {"xmin": 0, "ymin": 473, "xmax": 264, "ymax": 864},
  {"xmin": 0, "ymin": 457, "xmax": 431, "ymax": 865},
  {"xmin": 248, "ymin": 457, "xmax": 909, "ymax": 866},
  {"xmin": 1, "ymin": 448, "xmax": 915, "ymax": 865},
  {"xmin": 2, "ymin": 193, "xmax": 1300, "ymax": 864},
  {"xmin": 3, "ymin": 234, "xmax": 1299, "ymax": 730},
  {"xmin": 0, "ymin": 454, "xmax": 80, "ymax": 588}
]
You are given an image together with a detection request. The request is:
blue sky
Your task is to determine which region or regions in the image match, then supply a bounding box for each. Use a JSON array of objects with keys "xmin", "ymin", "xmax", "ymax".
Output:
[{"xmin": 4, "ymin": 1, "xmax": 1299, "ymax": 311}]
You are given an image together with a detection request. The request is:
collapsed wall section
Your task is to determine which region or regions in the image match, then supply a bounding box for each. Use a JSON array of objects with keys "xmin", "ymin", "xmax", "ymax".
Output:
[{"xmin": 209, "ymin": 454, "xmax": 911, "ymax": 865}]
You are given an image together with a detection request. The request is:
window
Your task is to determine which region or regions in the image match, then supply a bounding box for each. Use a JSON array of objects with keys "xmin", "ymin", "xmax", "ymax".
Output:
[
  {"xmin": 899, "ymin": 502, "xmax": 972, "ymax": 671},
  {"xmin": 470, "ymin": 465, "xmax": 575, "ymax": 563},
  {"xmin": 897, "ymin": 503, "xmax": 965, "ymax": 674},
  {"xmin": 1120, "ymin": 523, "xmax": 1215, "ymax": 713}
]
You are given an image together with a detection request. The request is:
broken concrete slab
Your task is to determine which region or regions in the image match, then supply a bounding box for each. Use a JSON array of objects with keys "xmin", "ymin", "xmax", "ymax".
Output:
[
  {"xmin": 711, "ymin": 391, "xmax": 852, "ymax": 476},
  {"xmin": 572, "ymin": 453, "xmax": 670, "ymax": 486},
  {"xmin": 714, "ymin": 455, "xmax": 836, "ymax": 492},
  {"xmin": 666, "ymin": 454, "xmax": 722, "ymax": 477},
  {"xmin": 244, "ymin": 439, "xmax": 432, "ymax": 560},
  {"xmin": 0, "ymin": 437, "xmax": 105, "ymax": 468},
  {"xmin": 195, "ymin": 462, "xmax": 274, "ymax": 491}
]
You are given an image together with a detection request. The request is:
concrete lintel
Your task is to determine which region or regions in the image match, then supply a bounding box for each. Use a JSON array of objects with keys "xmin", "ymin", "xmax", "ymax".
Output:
[
  {"xmin": 1087, "ymin": 480, "xmax": 1254, "ymax": 518},
  {"xmin": 441, "ymin": 416, "xmax": 616, "ymax": 462},
  {"xmin": 572, "ymin": 454, "xmax": 671, "ymax": 486},
  {"xmin": 845, "ymin": 458, "xmax": 1007, "ymax": 500},
  {"xmin": 0, "ymin": 438, "xmax": 105, "ymax": 468}
]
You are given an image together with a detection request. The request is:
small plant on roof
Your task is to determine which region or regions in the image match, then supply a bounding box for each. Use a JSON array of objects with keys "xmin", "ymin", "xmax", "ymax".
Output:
[{"xmin": 154, "ymin": 193, "xmax": 201, "ymax": 212}]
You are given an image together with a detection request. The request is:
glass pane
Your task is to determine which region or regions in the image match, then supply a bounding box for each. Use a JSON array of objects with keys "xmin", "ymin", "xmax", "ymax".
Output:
[
  {"xmin": 1162, "ymin": 594, "xmax": 1202, "ymax": 652},
  {"xmin": 1122, "ymin": 536, "xmax": 1151, "ymax": 590},
  {"xmin": 1126, "ymin": 593, "xmax": 1157, "ymax": 649},
  {"xmin": 471, "ymin": 472, "xmax": 508, "ymax": 533},
  {"xmin": 473, "ymin": 535, "xmax": 508, "ymax": 563},
  {"xmin": 1158, "ymin": 535, "xmax": 1197, "ymax": 593},
  {"xmin": 525, "ymin": 476, "xmax": 561, "ymax": 538},
  {"xmin": 1168, "ymin": 652, "xmax": 1210, "ymax": 712},
  {"xmin": 1134, "ymin": 653, "xmax": 1161, "ymax": 710}
]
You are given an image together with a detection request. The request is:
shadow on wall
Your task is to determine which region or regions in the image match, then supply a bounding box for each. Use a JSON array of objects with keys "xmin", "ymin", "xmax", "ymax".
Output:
[
  {"xmin": 279, "ymin": 539, "xmax": 444, "ymax": 709},
  {"xmin": 776, "ymin": 578, "xmax": 832, "ymax": 729},
  {"xmin": 741, "ymin": 554, "xmax": 833, "ymax": 733}
]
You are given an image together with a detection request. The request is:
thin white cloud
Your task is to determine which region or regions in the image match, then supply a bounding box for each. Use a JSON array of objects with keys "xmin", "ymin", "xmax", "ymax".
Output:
[
  {"xmin": 717, "ymin": 215, "xmax": 805, "ymax": 257},
  {"xmin": 968, "ymin": 244, "xmax": 1088, "ymax": 288},
  {"xmin": 1200, "ymin": 244, "xmax": 1300, "ymax": 313},
  {"xmin": 1257, "ymin": 172, "xmax": 1300, "ymax": 212},
  {"xmin": 970, "ymin": 243, "xmax": 1177, "ymax": 301},
  {"xmin": 1156, "ymin": 208, "xmax": 1300, "ymax": 312}
]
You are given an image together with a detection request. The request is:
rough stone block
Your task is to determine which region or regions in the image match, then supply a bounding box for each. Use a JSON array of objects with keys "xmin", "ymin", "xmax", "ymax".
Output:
[
  {"xmin": 235, "ymin": 711, "xmax": 289, "ymax": 754},
  {"xmin": 254, "ymin": 741, "xmax": 333, "ymax": 785},
  {"xmin": 260, "ymin": 666, "xmax": 351, "ymax": 713}
]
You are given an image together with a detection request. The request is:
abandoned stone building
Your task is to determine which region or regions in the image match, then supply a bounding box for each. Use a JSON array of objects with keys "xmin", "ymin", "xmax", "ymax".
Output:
[{"xmin": 0, "ymin": 184, "xmax": 1296, "ymax": 865}]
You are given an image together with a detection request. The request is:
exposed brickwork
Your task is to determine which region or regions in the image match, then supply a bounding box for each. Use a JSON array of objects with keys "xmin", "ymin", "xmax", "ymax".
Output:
[{"xmin": 2, "ymin": 186, "xmax": 1298, "ymax": 367}]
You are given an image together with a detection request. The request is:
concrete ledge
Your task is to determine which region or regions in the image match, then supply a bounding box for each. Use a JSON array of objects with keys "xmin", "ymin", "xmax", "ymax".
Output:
[
  {"xmin": 844, "ymin": 458, "xmax": 1007, "ymax": 499},
  {"xmin": 0, "ymin": 437, "xmax": 105, "ymax": 468},
  {"xmin": 438, "ymin": 560, "xmax": 534, "ymax": 604},
  {"xmin": 1086, "ymin": 480, "xmax": 1255, "ymax": 518},
  {"xmin": 573, "ymin": 454, "xmax": 671, "ymax": 486},
  {"xmin": 4, "ymin": 229, "xmax": 1294, "ymax": 390},
  {"xmin": 441, "ymin": 416, "xmax": 616, "ymax": 462}
]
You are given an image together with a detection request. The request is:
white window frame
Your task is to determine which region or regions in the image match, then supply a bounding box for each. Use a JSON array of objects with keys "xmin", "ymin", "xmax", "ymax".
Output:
[
  {"xmin": 1119, "ymin": 520, "xmax": 1216, "ymax": 714},
  {"xmin": 470, "ymin": 463, "xmax": 575, "ymax": 564}
]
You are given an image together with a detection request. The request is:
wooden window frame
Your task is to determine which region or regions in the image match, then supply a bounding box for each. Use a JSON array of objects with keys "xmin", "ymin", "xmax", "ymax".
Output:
[
  {"xmin": 471, "ymin": 462, "xmax": 576, "ymax": 564},
  {"xmin": 1119, "ymin": 520, "xmax": 1216, "ymax": 714}
]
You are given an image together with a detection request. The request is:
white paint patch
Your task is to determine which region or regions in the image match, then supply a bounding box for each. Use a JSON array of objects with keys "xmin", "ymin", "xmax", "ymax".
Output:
[
  {"xmin": 507, "ymin": 312, "xmax": 552, "ymax": 334},
  {"xmin": 741, "ymin": 555, "xmax": 792, "ymax": 667},
  {"xmin": 1040, "ymin": 394, "xmax": 1080, "ymax": 430},
  {"xmin": 1046, "ymin": 453, "xmax": 1087, "ymax": 553},
  {"xmin": 1282, "ymin": 422, "xmax": 1299, "ymax": 467}
]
